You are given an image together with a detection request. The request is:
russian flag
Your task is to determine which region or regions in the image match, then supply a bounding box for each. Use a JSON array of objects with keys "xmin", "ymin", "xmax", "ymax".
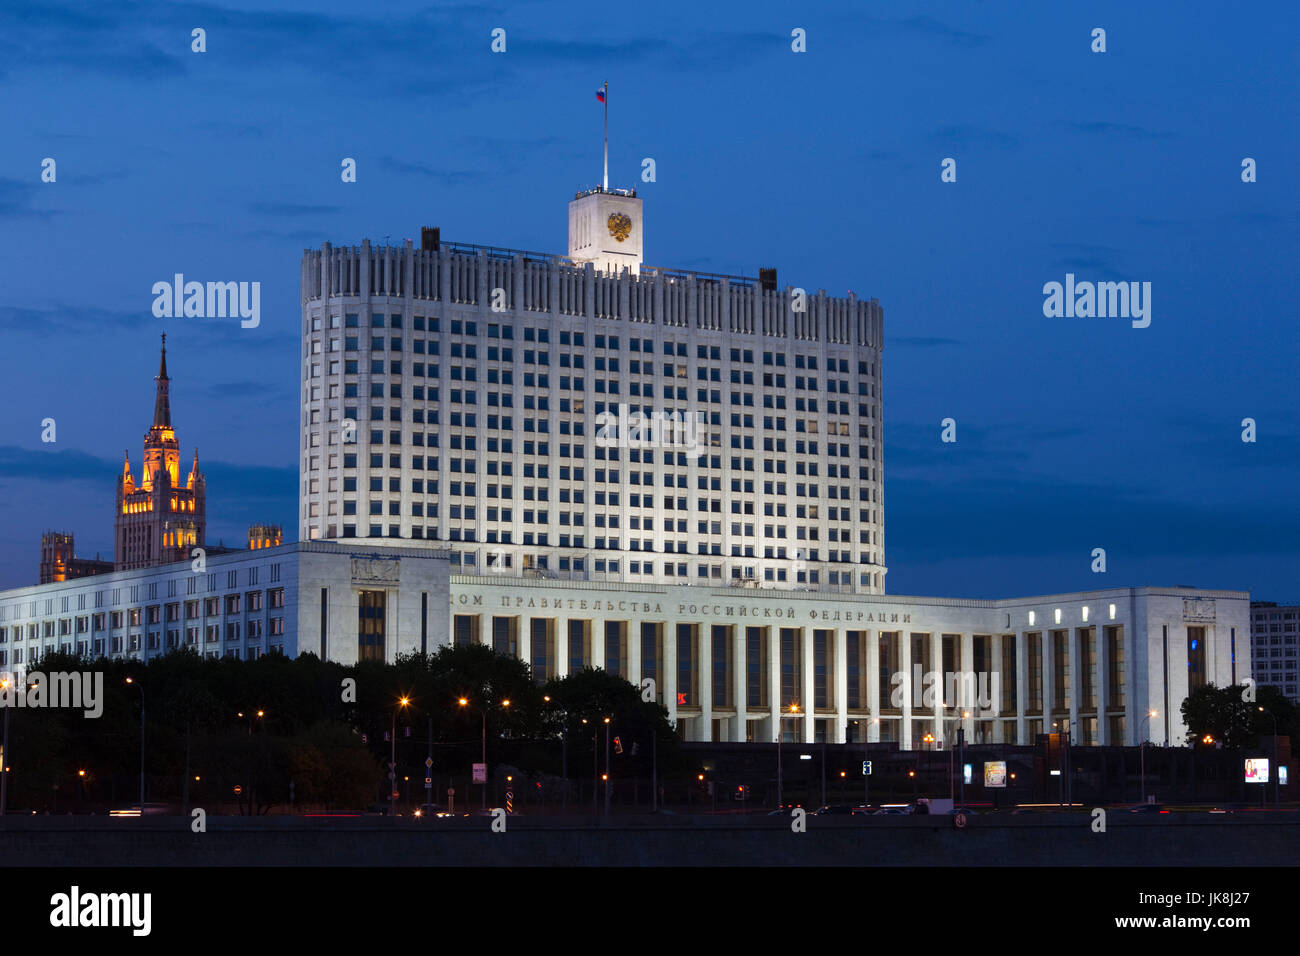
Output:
[{"xmin": 595, "ymin": 89, "xmax": 606, "ymax": 103}]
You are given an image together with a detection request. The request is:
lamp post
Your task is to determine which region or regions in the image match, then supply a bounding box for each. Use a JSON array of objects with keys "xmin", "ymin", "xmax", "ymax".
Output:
[
  {"xmin": 125, "ymin": 677, "xmax": 145, "ymax": 807},
  {"xmin": 776, "ymin": 703, "xmax": 799, "ymax": 810},
  {"xmin": 863, "ymin": 717, "xmax": 878, "ymax": 809},
  {"xmin": 1258, "ymin": 707, "xmax": 1279, "ymax": 805},
  {"xmin": 390, "ymin": 696, "xmax": 409, "ymax": 817},
  {"xmin": 1138, "ymin": 709, "xmax": 1157, "ymax": 804},
  {"xmin": 458, "ymin": 695, "xmax": 509, "ymax": 812},
  {"xmin": 236, "ymin": 709, "xmax": 264, "ymax": 814},
  {"xmin": 603, "ymin": 716, "xmax": 612, "ymax": 816},
  {"xmin": 543, "ymin": 695, "xmax": 568, "ymax": 811},
  {"xmin": 959, "ymin": 710, "xmax": 969, "ymax": 807},
  {"xmin": 0, "ymin": 677, "xmax": 10, "ymax": 819},
  {"xmin": 580, "ymin": 717, "xmax": 600, "ymax": 813}
]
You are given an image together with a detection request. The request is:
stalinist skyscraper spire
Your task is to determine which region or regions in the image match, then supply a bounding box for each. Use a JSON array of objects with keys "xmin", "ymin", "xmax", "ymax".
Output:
[{"xmin": 114, "ymin": 334, "xmax": 206, "ymax": 570}]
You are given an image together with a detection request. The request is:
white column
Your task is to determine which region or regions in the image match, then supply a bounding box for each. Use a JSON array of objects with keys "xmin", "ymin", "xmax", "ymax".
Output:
[
  {"xmin": 666, "ymin": 619, "xmax": 680, "ymax": 734},
  {"xmin": 768, "ymin": 625, "xmax": 781, "ymax": 741},
  {"xmin": 834, "ymin": 627, "xmax": 848, "ymax": 744},
  {"xmin": 556, "ymin": 618, "xmax": 570, "ymax": 678},
  {"xmin": 700, "ymin": 621, "xmax": 714, "ymax": 742},
  {"xmin": 592, "ymin": 619, "xmax": 607, "ymax": 674},
  {"xmin": 802, "ymin": 625, "xmax": 816, "ymax": 743},
  {"xmin": 1042, "ymin": 629, "xmax": 1055, "ymax": 733},
  {"xmin": 1096, "ymin": 624, "xmax": 1110, "ymax": 745},
  {"xmin": 732, "ymin": 624, "xmax": 746, "ymax": 743},
  {"xmin": 960, "ymin": 631, "xmax": 974, "ymax": 741},
  {"xmin": 900, "ymin": 629, "xmax": 913, "ymax": 750},
  {"xmin": 1015, "ymin": 631, "xmax": 1028, "ymax": 745},
  {"xmin": 628, "ymin": 619, "xmax": 643, "ymax": 696},
  {"xmin": 517, "ymin": 616, "xmax": 531, "ymax": 670},
  {"xmin": 1068, "ymin": 627, "xmax": 1081, "ymax": 743},
  {"xmin": 866, "ymin": 629, "xmax": 880, "ymax": 743}
]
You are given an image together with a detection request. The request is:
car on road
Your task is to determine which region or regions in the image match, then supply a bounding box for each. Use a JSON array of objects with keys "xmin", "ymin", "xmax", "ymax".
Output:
[{"xmin": 810, "ymin": 804, "xmax": 858, "ymax": 816}]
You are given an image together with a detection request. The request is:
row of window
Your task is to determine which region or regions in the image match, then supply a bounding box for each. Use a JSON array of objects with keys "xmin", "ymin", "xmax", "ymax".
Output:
[
  {"xmin": 310, "ymin": 315, "xmax": 876, "ymax": 373},
  {"xmin": 0, "ymin": 589, "xmax": 285, "ymax": 641}
]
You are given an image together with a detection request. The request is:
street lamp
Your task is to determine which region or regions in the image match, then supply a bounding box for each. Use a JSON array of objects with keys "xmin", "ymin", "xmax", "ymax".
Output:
[
  {"xmin": 125, "ymin": 677, "xmax": 145, "ymax": 806},
  {"xmin": 1258, "ymin": 706, "xmax": 1279, "ymax": 805},
  {"xmin": 0, "ymin": 676, "xmax": 10, "ymax": 819},
  {"xmin": 235, "ymin": 709, "xmax": 264, "ymax": 814},
  {"xmin": 603, "ymin": 716, "xmax": 612, "ymax": 816},
  {"xmin": 459, "ymin": 695, "xmax": 509, "ymax": 811},
  {"xmin": 777, "ymin": 703, "xmax": 800, "ymax": 809},
  {"xmin": 1138, "ymin": 709, "xmax": 1157, "ymax": 804},
  {"xmin": 543, "ymin": 695, "xmax": 568, "ymax": 811},
  {"xmin": 390, "ymin": 696, "xmax": 410, "ymax": 817}
]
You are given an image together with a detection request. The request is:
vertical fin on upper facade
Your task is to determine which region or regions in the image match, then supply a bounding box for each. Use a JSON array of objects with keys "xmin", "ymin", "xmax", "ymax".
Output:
[{"xmin": 153, "ymin": 332, "xmax": 171, "ymax": 429}]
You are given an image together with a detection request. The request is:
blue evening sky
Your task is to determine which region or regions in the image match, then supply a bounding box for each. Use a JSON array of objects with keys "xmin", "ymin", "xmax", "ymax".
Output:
[{"xmin": 0, "ymin": 0, "xmax": 1296, "ymax": 599}]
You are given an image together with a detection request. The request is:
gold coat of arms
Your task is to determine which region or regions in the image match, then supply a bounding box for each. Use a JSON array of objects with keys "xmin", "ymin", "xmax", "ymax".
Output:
[{"xmin": 607, "ymin": 212, "xmax": 632, "ymax": 242}]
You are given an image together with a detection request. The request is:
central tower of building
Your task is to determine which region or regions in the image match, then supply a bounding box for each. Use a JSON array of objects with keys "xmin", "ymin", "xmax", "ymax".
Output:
[{"xmin": 567, "ymin": 186, "xmax": 643, "ymax": 275}]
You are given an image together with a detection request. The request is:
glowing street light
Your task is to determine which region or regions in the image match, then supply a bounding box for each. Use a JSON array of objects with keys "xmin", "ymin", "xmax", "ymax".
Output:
[
  {"xmin": 1139, "ymin": 709, "xmax": 1158, "ymax": 803},
  {"xmin": 390, "ymin": 696, "xmax": 410, "ymax": 817}
]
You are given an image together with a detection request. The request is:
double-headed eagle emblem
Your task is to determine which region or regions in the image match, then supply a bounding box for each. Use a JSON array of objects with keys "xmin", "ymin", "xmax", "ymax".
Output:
[{"xmin": 607, "ymin": 212, "xmax": 632, "ymax": 242}]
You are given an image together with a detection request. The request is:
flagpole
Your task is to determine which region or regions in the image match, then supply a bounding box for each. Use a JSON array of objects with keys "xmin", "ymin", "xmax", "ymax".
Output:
[{"xmin": 602, "ymin": 80, "xmax": 608, "ymax": 192}]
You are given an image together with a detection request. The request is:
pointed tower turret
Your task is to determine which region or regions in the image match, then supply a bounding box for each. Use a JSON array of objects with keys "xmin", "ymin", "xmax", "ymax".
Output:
[
  {"xmin": 116, "ymin": 336, "xmax": 206, "ymax": 570},
  {"xmin": 153, "ymin": 332, "xmax": 171, "ymax": 429}
]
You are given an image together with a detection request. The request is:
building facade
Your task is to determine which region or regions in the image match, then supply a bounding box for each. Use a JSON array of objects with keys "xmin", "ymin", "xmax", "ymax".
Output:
[
  {"xmin": 0, "ymin": 538, "xmax": 1248, "ymax": 748},
  {"xmin": 1250, "ymin": 601, "xmax": 1299, "ymax": 701},
  {"xmin": 0, "ymin": 542, "xmax": 448, "ymax": 671},
  {"xmin": 298, "ymin": 189, "xmax": 886, "ymax": 594}
]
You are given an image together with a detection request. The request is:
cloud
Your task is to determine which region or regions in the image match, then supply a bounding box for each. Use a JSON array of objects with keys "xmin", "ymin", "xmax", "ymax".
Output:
[
  {"xmin": 248, "ymin": 202, "xmax": 344, "ymax": 217},
  {"xmin": 929, "ymin": 125, "xmax": 1018, "ymax": 150},
  {"xmin": 896, "ymin": 15, "xmax": 991, "ymax": 47},
  {"xmin": 1068, "ymin": 121, "xmax": 1176, "ymax": 140},
  {"xmin": 0, "ymin": 445, "xmax": 296, "ymax": 500},
  {"xmin": 857, "ymin": 15, "xmax": 992, "ymax": 48},
  {"xmin": 0, "ymin": 303, "xmax": 137, "ymax": 334},
  {"xmin": 890, "ymin": 336, "xmax": 962, "ymax": 347},
  {"xmin": 0, "ymin": 445, "xmax": 117, "ymax": 484},
  {"xmin": 378, "ymin": 157, "xmax": 489, "ymax": 186},
  {"xmin": 0, "ymin": 178, "xmax": 56, "ymax": 220}
]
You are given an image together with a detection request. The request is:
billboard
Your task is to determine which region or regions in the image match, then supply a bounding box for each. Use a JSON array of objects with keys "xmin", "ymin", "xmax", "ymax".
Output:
[
  {"xmin": 1244, "ymin": 758, "xmax": 1270, "ymax": 783},
  {"xmin": 984, "ymin": 761, "xmax": 1007, "ymax": 788}
]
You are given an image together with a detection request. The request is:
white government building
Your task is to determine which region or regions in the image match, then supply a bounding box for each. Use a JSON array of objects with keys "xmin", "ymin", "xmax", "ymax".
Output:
[{"xmin": 0, "ymin": 184, "xmax": 1250, "ymax": 750}]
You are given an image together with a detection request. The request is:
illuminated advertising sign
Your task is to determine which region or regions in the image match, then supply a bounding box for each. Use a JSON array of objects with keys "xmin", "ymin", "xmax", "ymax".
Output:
[
  {"xmin": 1244, "ymin": 758, "xmax": 1270, "ymax": 783},
  {"xmin": 984, "ymin": 761, "xmax": 1007, "ymax": 788}
]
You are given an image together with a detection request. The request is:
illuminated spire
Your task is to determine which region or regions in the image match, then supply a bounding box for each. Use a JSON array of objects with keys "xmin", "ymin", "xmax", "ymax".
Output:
[
  {"xmin": 188, "ymin": 447, "xmax": 200, "ymax": 488},
  {"xmin": 153, "ymin": 332, "xmax": 171, "ymax": 429}
]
